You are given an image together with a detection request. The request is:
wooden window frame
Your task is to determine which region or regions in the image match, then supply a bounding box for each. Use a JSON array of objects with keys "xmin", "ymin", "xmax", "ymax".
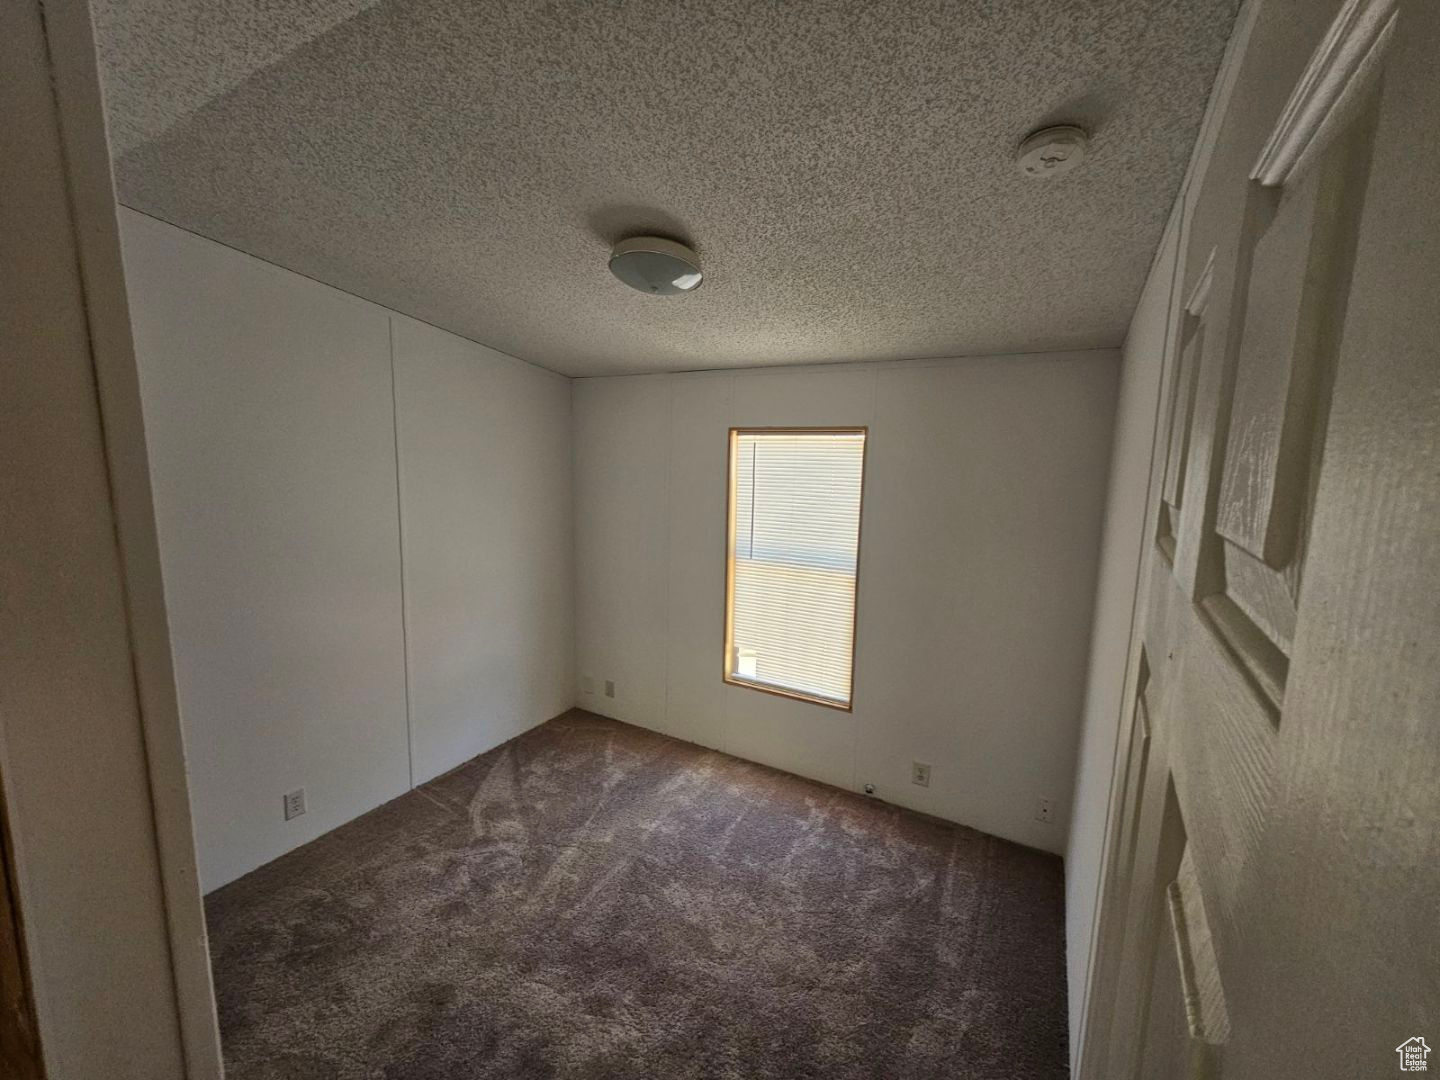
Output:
[{"xmin": 722, "ymin": 426, "xmax": 868, "ymax": 712}]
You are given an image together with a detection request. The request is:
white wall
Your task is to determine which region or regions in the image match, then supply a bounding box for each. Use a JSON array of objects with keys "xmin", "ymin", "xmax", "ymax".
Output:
[
  {"xmin": 1062, "ymin": 220, "xmax": 1180, "ymax": 1060},
  {"xmin": 121, "ymin": 206, "xmax": 1117, "ymax": 884},
  {"xmin": 123, "ymin": 210, "xmax": 573, "ymax": 890},
  {"xmin": 574, "ymin": 353, "xmax": 1118, "ymax": 853},
  {"xmin": 392, "ymin": 315, "xmax": 574, "ymax": 785}
]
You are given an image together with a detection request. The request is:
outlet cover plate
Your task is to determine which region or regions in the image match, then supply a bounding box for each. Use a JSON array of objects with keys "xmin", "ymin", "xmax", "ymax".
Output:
[{"xmin": 284, "ymin": 788, "xmax": 306, "ymax": 821}]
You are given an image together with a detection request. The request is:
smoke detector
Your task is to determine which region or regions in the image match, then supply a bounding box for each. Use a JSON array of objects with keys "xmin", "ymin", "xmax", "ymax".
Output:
[
  {"xmin": 1016, "ymin": 125, "xmax": 1089, "ymax": 178},
  {"xmin": 608, "ymin": 236, "xmax": 703, "ymax": 296}
]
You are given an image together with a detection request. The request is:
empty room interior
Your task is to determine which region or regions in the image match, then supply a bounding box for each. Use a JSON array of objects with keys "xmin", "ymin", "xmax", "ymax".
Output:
[{"xmin": 3, "ymin": 0, "xmax": 1439, "ymax": 1077}]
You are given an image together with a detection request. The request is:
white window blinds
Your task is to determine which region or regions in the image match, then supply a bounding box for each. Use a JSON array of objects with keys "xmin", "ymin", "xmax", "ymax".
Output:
[{"xmin": 725, "ymin": 429, "xmax": 866, "ymax": 708}]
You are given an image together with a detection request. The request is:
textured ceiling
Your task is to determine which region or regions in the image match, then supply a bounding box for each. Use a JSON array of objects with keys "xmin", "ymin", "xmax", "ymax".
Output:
[
  {"xmin": 97, "ymin": 0, "xmax": 1237, "ymax": 377},
  {"xmin": 92, "ymin": 0, "xmax": 383, "ymax": 156}
]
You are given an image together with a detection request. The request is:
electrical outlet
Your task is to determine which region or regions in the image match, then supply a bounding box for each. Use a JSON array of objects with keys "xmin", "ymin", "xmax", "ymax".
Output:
[
  {"xmin": 911, "ymin": 761, "xmax": 932, "ymax": 788},
  {"xmin": 604, "ymin": 679, "xmax": 616, "ymax": 699},
  {"xmin": 581, "ymin": 674, "xmax": 595, "ymax": 695},
  {"xmin": 284, "ymin": 788, "xmax": 307, "ymax": 821},
  {"xmin": 1036, "ymin": 797, "xmax": 1055, "ymax": 824}
]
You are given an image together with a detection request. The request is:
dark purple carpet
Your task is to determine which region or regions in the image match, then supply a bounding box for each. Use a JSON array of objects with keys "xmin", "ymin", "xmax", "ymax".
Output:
[{"xmin": 206, "ymin": 709, "xmax": 1069, "ymax": 1078}]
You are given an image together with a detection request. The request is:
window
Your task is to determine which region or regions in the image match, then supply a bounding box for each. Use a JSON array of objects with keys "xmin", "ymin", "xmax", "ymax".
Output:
[{"xmin": 723, "ymin": 428, "xmax": 867, "ymax": 710}]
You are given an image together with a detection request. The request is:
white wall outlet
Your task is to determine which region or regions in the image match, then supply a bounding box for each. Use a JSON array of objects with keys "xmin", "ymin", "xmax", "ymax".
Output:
[
  {"xmin": 581, "ymin": 674, "xmax": 595, "ymax": 695},
  {"xmin": 604, "ymin": 679, "xmax": 616, "ymax": 699},
  {"xmin": 1036, "ymin": 797, "xmax": 1055, "ymax": 824},
  {"xmin": 284, "ymin": 788, "xmax": 307, "ymax": 821},
  {"xmin": 911, "ymin": 761, "xmax": 932, "ymax": 788}
]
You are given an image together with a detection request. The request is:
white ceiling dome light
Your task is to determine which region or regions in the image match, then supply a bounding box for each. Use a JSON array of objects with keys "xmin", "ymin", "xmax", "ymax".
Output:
[
  {"xmin": 608, "ymin": 236, "xmax": 703, "ymax": 296},
  {"xmin": 1016, "ymin": 125, "xmax": 1089, "ymax": 178}
]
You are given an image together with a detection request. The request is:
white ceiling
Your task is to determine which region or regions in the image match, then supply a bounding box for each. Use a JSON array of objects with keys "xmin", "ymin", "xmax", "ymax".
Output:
[{"xmin": 94, "ymin": 0, "xmax": 1237, "ymax": 377}]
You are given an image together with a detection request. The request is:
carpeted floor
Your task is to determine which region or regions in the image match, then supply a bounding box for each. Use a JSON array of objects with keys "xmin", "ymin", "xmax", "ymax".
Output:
[{"xmin": 206, "ymin": 709, "xmax": 1069, "ymax": 1079}]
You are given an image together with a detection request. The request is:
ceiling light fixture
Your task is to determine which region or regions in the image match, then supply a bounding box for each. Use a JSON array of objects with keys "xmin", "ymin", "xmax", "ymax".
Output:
[
  {"xmin": 608, "ymin": 236, "xmax": 703, "ymax": 296},
  {"xmin": 1016, "ymin": 125, "xmax": 1089, "ymax": 178}
]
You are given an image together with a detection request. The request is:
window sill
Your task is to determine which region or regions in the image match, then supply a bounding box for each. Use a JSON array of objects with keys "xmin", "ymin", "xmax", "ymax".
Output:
[{"xmin": 723, "ymin": 674, "xmax": 853, "ymax": 712}]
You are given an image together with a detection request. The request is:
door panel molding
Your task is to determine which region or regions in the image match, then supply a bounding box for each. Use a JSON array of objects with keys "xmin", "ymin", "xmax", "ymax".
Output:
[
  {"xmin": 1251, "ymin": 0, "xmax": 1398, "ymax": 187},
  {"xmin": 1077, "ymin": 0, "xmax": 1436, "ymax": 1076}
]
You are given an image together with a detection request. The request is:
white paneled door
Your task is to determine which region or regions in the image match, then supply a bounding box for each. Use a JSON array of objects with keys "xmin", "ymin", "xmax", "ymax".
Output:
[{"xmin": 1080, "ymin": 0, "xmax": 1440, "ymax": 1077}]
